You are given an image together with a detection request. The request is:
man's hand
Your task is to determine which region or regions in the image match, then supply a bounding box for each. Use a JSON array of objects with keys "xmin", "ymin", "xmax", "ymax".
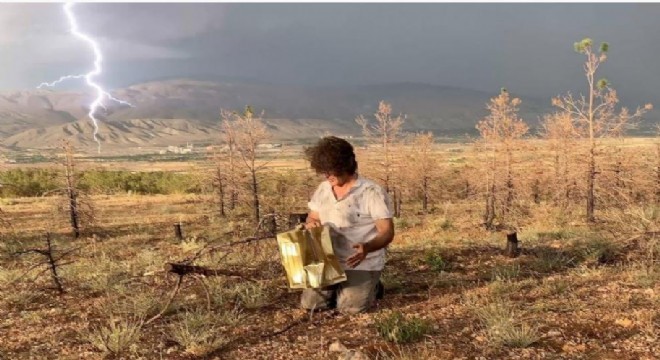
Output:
[
  {"xmin": 305, "ymin": 211, "xmax": 322, "ymax": 229},
  {"xmin": 305, "ymin": 219, "xmax": 322, "ymax": 229},
  {"xmin": 346, "ymin": 243, "xmax": 367, "ymax": 268},
  {"xmin": 346, "ymin": 218, "xmax": 394, "ymax": 268}
]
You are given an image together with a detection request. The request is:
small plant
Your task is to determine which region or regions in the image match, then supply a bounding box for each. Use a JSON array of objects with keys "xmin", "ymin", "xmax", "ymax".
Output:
[
  {"xmin": 168, "ymin": 307, "xmax": 228, "ymax": 356},
  {"xmin": 424, "ymin": 252, "xmax": 451, "ymax": 272},
  {"xmin": 536, "ymin": 230, "xmax": 572, "ymax": 241},
  {"xmin": 232, "ymin": 281, "xmax": 271, "ymax": 309},
  {"xmin": 376, "ymin": 341, "xmax": 441, "ymax": 360},
  {"xmin": 531, "ymin": 248, "xmax": 575, "ymax": 273},
  {"xmin": 440, "ymin": 218, "xmax": 453, "ymax": 230},
  {"xmin": 104, "ymin": 286, "xmax": 162, "ymax": 319},
  {"xmin": 394, "ymin": 217, "xmax": 410, "ymax": 230},
  {"xmin": 538, "ymin": 277, "xmax": 571, "ymax": 297},
  {"xmin": 179, "ymin": 236, "xmax": 206, "ymax": 253},
  {"xmin": 626, "ymin": 263, "xmax": 659, "ymax": 288},
  {"xmin": 490, "ymin": 264, "xmax": 520, "ymax": 281},
  {"xmin": 375, "ymin": 311, "xmax": 432, "ymax": 343},
  {"xmin": 0, "ymin": 267, "xmax": 22, "ymax": 285},
  {"xmin": 578, "ymin": 236, "xmax": 620, "ymax": 265},
  {"xmin": 381, "ymin": 272, "xmax": 404, "ymax": 293},
  {"xmin": 475, "ymin": 301, "xmax": 539, "ymax": 348},
  {"xmin": 87, "ymin": 315, "xmax": 143, "ymax": 356}
]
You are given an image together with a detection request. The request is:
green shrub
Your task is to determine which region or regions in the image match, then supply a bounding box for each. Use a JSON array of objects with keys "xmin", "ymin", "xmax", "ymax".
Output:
[
  {"xmin": 424, "ymin": 252, "xmax": 451, "ymax": 272},
  {"xmin": 375, "ymin": 311, "xmax": 431, "ymax": 343}
]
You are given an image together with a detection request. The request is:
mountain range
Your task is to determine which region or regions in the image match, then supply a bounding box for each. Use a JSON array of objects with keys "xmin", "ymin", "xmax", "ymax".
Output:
[{"xmin": 1, "ymin": 78, "xmax": 651, "ymax": 153}]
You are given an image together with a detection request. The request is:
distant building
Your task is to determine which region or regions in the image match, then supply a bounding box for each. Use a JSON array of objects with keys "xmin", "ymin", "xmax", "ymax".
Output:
[{"xmin": 166, "ymin": 143, "xmax": 194, "ymax": 154}]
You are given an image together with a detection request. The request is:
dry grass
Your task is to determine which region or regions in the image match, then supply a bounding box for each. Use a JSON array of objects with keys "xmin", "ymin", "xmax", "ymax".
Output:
[{"xmin": 1, "ymin": 140, "xmax": 659, "ymax": 359}]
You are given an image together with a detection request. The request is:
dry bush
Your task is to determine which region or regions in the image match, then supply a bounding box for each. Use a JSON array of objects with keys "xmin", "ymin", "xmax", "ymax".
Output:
[
  {"xmin": 168, "ymin": 307, "xmax": 230, "ymax": 356},
  {"xmin": 375, "ymin": 341, "xmax": 443, "ymax": 360},
  {"xmin": 87, "ymin": 315, "xmax": 144, "ymax": 357},
  {"xmin": 474, "ymin": 300, "xmax": 540, "ymax": 348}
]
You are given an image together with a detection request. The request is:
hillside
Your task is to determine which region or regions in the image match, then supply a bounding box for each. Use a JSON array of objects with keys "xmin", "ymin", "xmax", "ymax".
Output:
[{"xmin": 0, "ymin": 79, "xmax": 574, "ymax": 151}]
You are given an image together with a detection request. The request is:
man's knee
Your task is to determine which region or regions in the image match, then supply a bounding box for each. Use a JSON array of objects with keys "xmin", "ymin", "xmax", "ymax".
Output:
[
  {"xmin": 300, "ymin": 288, "xmax": 334, "ymax": 310},
  {"xmin": 336, "ymin": 271, "xmax": 380, "ymax": 314}
]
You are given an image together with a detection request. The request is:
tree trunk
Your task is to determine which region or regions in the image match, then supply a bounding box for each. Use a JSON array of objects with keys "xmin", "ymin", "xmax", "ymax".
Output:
[
  {"xmin": 563, "ymin": 149, "xmax": 571, "ymax": 208},
  {"xmin": 45, "ymin": 233, "xmax": 64, "ymax": 293},
  {"xmin": 463, "ymin": 179, "xmax": 470, "ymax": 200},
  {"xmin": 587, "ymin": 145, "xmax": 596, "ymax": 223},
  {"xmin": 485, "ymin": 183, "xmax": 496, "ymax": 230},
  {"xmin": 251, "ymin": 169, "xmax": 260, "ymax": 224},
  {"xmin": 656, "ymin": 144, "xmax": 660, "ymax": 204},
  {"xmin": 505, "ymin": 148, "xmax": 514, "ymax": 212},
  {"xmin": 216, "ymin": 168, "xmax": 226, "ymax": 217},
  {"xmin": 64, "ymin": 151, "xmax": 80, "ymax": 239},
  {"xmin": 532, "ymin": 179, "xmax": 541, "ymax": 204},
  {"xmin": 422, "ymin": 176, "xmax": 429, "ymax": 213},
  {"xmin": 392, "ymin": 187, "xmax": 399, "ymax": 217}
]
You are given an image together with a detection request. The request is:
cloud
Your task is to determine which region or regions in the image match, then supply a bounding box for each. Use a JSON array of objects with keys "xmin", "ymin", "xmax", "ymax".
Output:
[{"xmin": 74, "ymin": 3, "xmax": 228, "ymax": 44}]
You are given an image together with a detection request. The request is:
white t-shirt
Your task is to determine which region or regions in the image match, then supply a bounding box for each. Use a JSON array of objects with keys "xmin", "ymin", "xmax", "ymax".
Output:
[{"xmin": 308, "ymin": 176, "xmax": 393, "ymax": 271}]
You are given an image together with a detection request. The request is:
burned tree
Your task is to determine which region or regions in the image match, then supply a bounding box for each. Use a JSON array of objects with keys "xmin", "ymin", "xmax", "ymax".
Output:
[
  {"xmin": 209, "ymin": 148, "xmax": 228, "ymax": 218},
  {"xmin": 221, "ymin": 106, "xmax": 271, "ymax": 224},
  {"xmin": 404, "ymin": 132, "xmax": 438, "ymax": 213},
  {"xmin": 540, "ymin": 111, "xmax": 579, "ymax": 207},
  {"xmin": 356, "ymin": 101, "xmax": 405, "ymax": 216},
  {"xmin": 552, "ymin": 38, "xmax": 652, "ymax": 223},
  {"xmin": 56, "ymin": 140, "xmax": 95, "ymax": 238},
  {"xmin": 476, "ymin": 88, "xmax": 529, "ymax": 230}
]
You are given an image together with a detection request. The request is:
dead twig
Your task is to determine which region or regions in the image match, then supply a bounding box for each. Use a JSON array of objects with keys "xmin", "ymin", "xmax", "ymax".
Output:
[
  {"xmin": 144, "ymin": 274, "xmax": 183, "ymax": 325},
  {"xmin": 261, "ymin": 310, "xmax": 338, "ymax": 339}
]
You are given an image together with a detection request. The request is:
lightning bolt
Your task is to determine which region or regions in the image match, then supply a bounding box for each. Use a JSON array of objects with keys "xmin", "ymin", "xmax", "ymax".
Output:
[{"xmin": 37, "ymin": 2, "xmax": 133, "ymax": 153}]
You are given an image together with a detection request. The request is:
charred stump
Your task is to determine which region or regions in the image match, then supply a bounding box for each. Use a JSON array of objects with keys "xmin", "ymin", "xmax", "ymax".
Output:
[
  {"xmin": 505, "ymin": 231, "xmax": 519, "ymax": 258},
  {"xmin": 174, "ymin": 222, "xmax": 183, "ymax": 241}
]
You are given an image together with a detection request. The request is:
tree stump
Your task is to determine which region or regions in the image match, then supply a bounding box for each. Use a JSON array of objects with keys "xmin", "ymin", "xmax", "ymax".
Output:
[
  {"xmin": 174, "ymin": 222, "xmax": 183, "ymax": 241},
  {"xmin": 505, "ymin": 231, "xmax": 519, "ymax": 258}
]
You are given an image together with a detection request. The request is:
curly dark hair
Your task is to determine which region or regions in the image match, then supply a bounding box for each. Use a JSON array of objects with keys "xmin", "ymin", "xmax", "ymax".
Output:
[{"xmin": 304, "ymin": 136, "xmax": 358, "ymax": 176}]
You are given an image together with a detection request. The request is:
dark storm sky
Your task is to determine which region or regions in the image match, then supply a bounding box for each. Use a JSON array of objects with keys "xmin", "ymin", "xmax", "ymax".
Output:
[{"xmin": 2, "ymin": 3, "xmax": 659, "ymax": 104}]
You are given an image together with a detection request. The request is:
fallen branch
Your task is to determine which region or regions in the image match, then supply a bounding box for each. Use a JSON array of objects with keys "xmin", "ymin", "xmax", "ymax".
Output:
[
  {"xmin": 182, "ymin": 234, "xmax": 276, "ymax": 265},
  {"xmin": 164, "ymin": 262, "xmax": 257, "ymax": 281}
]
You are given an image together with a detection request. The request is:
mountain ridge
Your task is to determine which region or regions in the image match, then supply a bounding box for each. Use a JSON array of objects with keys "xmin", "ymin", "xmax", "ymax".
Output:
[{"xmin": 6, "ymin": 78, "xmax": 649, "ymax": 152}]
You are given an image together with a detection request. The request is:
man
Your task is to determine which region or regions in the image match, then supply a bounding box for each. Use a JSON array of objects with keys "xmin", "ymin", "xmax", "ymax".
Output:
[{"xmin": 302, "ymin": 136, "xmax": 394, "ymax": 314}]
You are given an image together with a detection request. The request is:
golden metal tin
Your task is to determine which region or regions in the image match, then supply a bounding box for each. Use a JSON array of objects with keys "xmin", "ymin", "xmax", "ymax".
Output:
[{"xmin": 276, "ymin": 226, "xmax": 347, "ymax": 289}]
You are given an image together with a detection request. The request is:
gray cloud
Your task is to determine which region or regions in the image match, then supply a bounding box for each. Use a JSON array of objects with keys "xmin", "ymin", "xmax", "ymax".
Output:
[{"xmin": 2, "ymin": 3, "xmax": 660, "ymax": 107}]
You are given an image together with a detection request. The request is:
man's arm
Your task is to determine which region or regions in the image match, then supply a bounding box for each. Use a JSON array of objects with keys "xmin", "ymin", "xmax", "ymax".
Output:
[
  {"xmin": 346, "ymin": 218, "xmax": 394, "ymax": 268},
  {"xmin": 364, "ymin": 218, "xmax": 395, "ymax": 253},
  {"xmin": 305, "ymin": 210, "xmax": 322, "ymax": 229}
]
